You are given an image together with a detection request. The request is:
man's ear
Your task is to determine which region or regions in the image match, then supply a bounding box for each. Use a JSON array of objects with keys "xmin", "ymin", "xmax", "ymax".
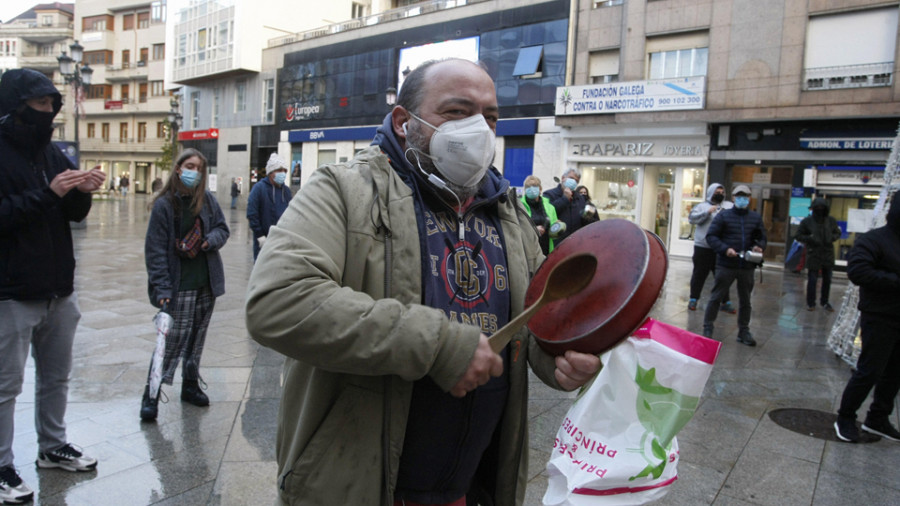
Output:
[{"xmin": 391, "ymin": 106, "xmax": 410, "ymax": 143}]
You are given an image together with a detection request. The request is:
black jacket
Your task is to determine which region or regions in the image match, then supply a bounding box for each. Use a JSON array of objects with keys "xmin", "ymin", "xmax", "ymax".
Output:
[
  {"xmin": 706, "ymin": 206, "xmax": 767, "ymax": 270},
  {"xmin": 543, "ymin": 184, "xmax": 587, "ymax": 243},
  {"xmin": 795, "ymin": 198, "xmax": 841, "ymax": 271},
  {"xmin": 847, "ymin": 193, "xmax": 900, "ymax": 318},
  {"xmin": 0, "ymin": 69, "xmax": 91, "ymax": 300}
]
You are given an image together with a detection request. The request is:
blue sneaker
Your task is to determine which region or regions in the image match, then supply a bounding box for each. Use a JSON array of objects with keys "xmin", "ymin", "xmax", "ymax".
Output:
[
  {"xmin": 720, "ymin": 302, "xmax": 737, "ymax": 314},
  {"xmin": 688, "ymin": 298, "xmax": 698, "ymax": 311}
]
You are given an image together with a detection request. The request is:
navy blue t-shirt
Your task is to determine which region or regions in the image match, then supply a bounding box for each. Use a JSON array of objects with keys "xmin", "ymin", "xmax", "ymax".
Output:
[{"xmin": 395, "ymin": 202, "xmax": 512, "ymax": 504}]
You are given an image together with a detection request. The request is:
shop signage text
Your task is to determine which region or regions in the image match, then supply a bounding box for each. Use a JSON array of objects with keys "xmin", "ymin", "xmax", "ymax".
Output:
[
  {"xmin": 285, "ymin": 103, "xmax": 322, "ymax": 121},
  {"xmin": 799, "ymin": 138, "xmax": 892, "ymax": 150},
  {"xmin": 104, "ymin": 100, "xmax": 123, "ymax": 110},
  {"xmin": 571, "ymin": 141, "xmax": 708, "ymax": 158},
  {"xmin": 556, "ymin": 77, "xmax": 706, "ymax": 116},
  {"xmin": 177, "ymin": 128, "xmax": 219, "ymax": 141}
]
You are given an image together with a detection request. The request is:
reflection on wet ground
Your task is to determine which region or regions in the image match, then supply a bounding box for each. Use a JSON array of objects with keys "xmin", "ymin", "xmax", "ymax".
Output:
[{"xmin": 10, "ymin": 195, "xmax": 900, "ymax": 505}]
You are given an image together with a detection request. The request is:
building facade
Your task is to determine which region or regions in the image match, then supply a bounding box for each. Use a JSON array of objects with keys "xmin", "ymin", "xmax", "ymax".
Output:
[
  {"xmin": 560, "ymin": 0, "xmax": 900, "ymax": 260},
  {"xmin": 0, "ymin": 3, "xmax": 75, "ymax": 144},
  {"xmin": 73, "ymin": 0, "xmax": 170, "ymax": 193},
  {"xmin": 169, "ymin": 0, "xmax": 378, "ymax": 201},
  {"xmin": 261, "ymin": 0, "xmax": 571, "ymax": 202}
]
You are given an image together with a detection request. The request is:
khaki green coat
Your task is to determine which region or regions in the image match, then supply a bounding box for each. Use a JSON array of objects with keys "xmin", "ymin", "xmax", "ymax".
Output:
[{"xmin": 245, "ymin": 146, "xmax": 563, "ymax": 506}]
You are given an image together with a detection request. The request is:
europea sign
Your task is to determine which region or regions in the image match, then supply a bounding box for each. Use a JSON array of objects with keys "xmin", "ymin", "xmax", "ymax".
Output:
[{"xmin": 570, "ymin": 140, "xmax": 709, "ymax": 158}]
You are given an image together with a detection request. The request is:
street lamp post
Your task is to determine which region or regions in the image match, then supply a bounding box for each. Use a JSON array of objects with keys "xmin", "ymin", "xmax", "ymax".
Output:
[
  {"xmin": 168, "ymin": 95, "xmax": 182, "ymax": 156},
  {"xmin": 385, "ymin": 87, "xmax": 397, "ymax": 108},
  {"xmin": 57, "ymin": 41, "xmax": 93, "ymax": 160}
]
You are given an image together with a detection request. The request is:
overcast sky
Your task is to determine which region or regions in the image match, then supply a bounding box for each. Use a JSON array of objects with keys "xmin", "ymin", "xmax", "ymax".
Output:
[{"xmin": 0, "ymin": 0, "xmax": 38, "ymax": 24}]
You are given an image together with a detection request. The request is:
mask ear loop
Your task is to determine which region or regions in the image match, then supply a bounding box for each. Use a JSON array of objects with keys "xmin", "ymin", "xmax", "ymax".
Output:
[{"xmin": 404, "ymin": 145, "xmax": 462, "ymax": 211}]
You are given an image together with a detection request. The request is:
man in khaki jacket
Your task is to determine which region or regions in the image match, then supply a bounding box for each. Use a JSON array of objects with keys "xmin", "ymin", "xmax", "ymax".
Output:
[{"xmin": 246, "ymin": 59, "xmax": 600, "ymax": 506}]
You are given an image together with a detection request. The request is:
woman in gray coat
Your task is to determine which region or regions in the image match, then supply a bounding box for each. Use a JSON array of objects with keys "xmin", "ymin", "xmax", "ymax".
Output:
[{"xmin": 141, "ymin": 148, "xmax": 230, "ymax": 420}]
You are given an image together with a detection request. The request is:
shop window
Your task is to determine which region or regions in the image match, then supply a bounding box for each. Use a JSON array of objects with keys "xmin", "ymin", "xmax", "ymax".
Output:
[
  {"xmin": 646, "ymin": 31, "xmax": 708, "ymax": 80},
  {"xmin": 589, "ymin": 50, "xmax": 619, "ymax": 84},
  {"xmin": 678, "ymin": 167, "xmax": 708, "ymax": 240},
  {"xmin": 513, "ymin": 45, "xmax": 543, "ymax": 78},
  {"xmin": 318, "ymin": 149, "xmax": 336, "ymax": 168},
  {"xmin": 579, "ymin": 165, "xmax": 641, "ymax": 222},
  {"xmin": 803, "ymin": 7, "xmax": 897, "ymax": 90}
]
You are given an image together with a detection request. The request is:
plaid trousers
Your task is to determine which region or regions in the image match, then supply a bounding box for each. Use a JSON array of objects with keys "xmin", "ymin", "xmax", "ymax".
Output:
[{"xmin": 156, "ymin": 286, "xmax": 215, "ymax": 384}]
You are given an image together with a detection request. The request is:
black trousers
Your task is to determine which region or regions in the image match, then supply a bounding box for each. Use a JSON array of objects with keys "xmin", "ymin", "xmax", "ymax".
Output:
[
  {"xmin": 806, "ymin": 266, "xmax": 833, "ymax": 306},
  {"xmin": 838, "ymin": 313, "xmax": 900, "ymax": 422},
  {"xmin": 703, "ymin": 266, "xmax": 754, "ymax": 332},
  {"xmin": 690, "ymin": 246, "xmax": 730, "ymax": 303}
]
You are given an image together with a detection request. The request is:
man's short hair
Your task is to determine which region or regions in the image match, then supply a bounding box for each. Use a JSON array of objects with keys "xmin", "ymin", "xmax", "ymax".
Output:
[
  {"xmin": 562, "ymin": 168, "xmax": 581, "ymax": 179},
  {"xmin": 523, "ymin": 175, "xmax": 542, "ymax": 188},
  {"xmin": 397, "ymin": 58, "xmax": 490, "ymax": 115}
]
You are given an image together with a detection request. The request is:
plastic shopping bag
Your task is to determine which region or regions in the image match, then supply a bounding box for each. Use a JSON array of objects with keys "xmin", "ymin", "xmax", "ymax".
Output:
[
  {"xmin": 543, "ymin": 319, "xmax": 721, "ymax": 506},
  {"xmin": 784, "ymin": 240, "xmax": 805, "ymax": 272}
]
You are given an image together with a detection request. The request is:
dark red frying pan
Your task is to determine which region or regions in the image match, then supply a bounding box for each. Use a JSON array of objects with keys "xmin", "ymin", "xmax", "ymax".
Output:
[{"xmin": 525, "ymin": 219, "xmax": 668, "ymax": 355}]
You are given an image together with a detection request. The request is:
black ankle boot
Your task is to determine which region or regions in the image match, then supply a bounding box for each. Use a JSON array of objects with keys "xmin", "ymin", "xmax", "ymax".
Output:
[
  {"xmin": 140, "ymin": 385, "xmax": 159, "ymax": 421},
  {"xmin": 181, "ymin": 379, "xmax": 209, "ymax": 407}
]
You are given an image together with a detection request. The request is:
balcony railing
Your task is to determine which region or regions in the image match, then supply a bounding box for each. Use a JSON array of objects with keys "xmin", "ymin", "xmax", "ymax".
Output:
[
  {"xmin": 79, "ymin": 137, "xmax": 168, "ymax": 152},
  {"xmin": 267, "ymin": 0, "xmax": 489, "ymax": 48},
  {"xmin": 105, "ymin": 64, "xmax": 150, "ymax": 82},
  {"xmin": 804, "ymin": 62, "xmax": 894, "ymax": 91}
]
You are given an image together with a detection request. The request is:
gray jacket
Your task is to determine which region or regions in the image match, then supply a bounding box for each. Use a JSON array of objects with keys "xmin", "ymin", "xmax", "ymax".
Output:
[
  {"xmin": 145, "ymin": 190, "xmax": 230, "ymax": 308},
  {"xmin": 689, "ymin": 183, "xmax": 733, "ymax": 249}
]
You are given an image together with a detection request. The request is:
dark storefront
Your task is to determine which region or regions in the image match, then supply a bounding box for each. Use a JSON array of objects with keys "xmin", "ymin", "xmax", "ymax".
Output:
[{"xmin": 710, "ymin": 118, "xmax": 896, "ymax": 265}]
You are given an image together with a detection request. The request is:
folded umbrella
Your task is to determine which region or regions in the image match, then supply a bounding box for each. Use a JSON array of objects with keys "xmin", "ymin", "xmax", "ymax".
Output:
[{"xmin": 149, "ymin": 304, "xmax": 172, "ymax": 400}]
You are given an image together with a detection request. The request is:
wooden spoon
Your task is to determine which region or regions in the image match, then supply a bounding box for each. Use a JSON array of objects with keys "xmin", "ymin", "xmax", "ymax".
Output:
[{"xmin": 488, "ymin": 252, "xmax": 598, "ymax": 353}]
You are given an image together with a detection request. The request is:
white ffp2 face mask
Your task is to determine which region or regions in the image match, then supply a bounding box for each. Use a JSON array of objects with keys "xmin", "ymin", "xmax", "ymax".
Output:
[{"xmin": 408, "ymin": 112, "xmax": 496, "ymax": 188}]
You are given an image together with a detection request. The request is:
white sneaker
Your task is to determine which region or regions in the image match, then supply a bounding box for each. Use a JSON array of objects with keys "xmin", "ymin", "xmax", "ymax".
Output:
[
  {"xmin": 36, "ymin": 443, "xmax": 97, "ymax": 472},
  {"xmin": 0, "ymin": 465, "xmax": 33, "ymax": 504}
]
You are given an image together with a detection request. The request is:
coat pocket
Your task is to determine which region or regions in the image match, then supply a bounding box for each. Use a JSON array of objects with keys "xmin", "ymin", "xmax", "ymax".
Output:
[{"xmin": 283, "ymin": 384, "xmax": 384, "ymax": 505}]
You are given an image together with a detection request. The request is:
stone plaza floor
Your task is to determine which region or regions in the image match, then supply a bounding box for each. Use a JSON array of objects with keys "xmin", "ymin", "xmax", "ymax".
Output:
[{"xmin": 8, "ymin": 194, "xmax": 899, "ymax": 505}]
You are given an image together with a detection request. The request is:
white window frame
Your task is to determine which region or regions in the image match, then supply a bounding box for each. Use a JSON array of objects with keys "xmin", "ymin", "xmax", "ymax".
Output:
[
  {"xmin": 646, "ymin": 32, "xmax": 709, "ymax": 80},
  {"xmin": 235, "ymin": 80, "xmax": 246, "ymax": 113},
  {"xmin": 263, "ymin": 79, "xmax": 275, "ymax": 123}
]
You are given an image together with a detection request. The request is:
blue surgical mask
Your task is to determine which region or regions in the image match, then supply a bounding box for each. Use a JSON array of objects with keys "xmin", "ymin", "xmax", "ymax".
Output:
[
  {"xmin": 564, "ymin": 178, "xmax": 578, "ymax": 191},
  {"xmin": 180, "ymin": 168, "xmax": 201, "ymax": 189},
  {"xmin": 273, "ymin": 172, "xmax": 287, "ymax": 185},
  {"xmin": 734, "ymin": 196, "xmax": 750, "ymax": 209},
  {"xmin": 525, "ymin": 186, "xmax": 541, "ymax": 200}
]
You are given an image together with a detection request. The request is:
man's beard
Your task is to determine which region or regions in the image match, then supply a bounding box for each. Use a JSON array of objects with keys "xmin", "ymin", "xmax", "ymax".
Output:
[{"xmin": 405, "ymin": 121, "xmax": 483, "ymax": 202}]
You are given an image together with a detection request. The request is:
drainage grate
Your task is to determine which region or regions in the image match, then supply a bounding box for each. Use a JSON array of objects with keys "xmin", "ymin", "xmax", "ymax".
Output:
[{"xmin": 768, "ymin": 408, "xmax": 880, "ymax": 443}]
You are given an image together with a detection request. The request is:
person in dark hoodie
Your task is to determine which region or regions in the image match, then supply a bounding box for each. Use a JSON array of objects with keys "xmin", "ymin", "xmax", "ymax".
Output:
[
  {"xmin": 795, "ymin": 197, "xmax": 842, "ymax": 311},
  {"xmin": 246, "ymin": 153, "xmax": 292, "ymax": 260},
  {"xmin": 702, "ymin": 184, "xmax": 767, "ymax": 346},
  {"xmin": 0, "ymin": 69, "xmax": 105, "ymax": 504},
  {"xmin": 834, "ymin": 191, "xmax": 900, "ymax": 443},
  {"xmin": 244, "ymin": 59, "xmax": 601, "ymax": 506}
]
